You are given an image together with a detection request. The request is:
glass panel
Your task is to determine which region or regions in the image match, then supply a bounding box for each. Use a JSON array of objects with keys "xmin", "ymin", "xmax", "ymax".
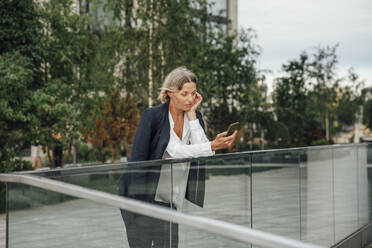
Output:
[
  {"xmin": 30, "ymin": 164, "xmax": 124, "ymax": 194},
  {"xmin": 58, "ymin": 170, "xmax": 121, "ymax": 194},
  {"xmin": 117, "ymin": 161, "xmax": 174, "ymax": 247},
  {"xmin": 34, "ymin": 162, "xmax": 166, "ymax": 207},
  {"xmin": 357, "ymin": 145, "xmax": 369, "ymax": 227},
  {"xmin": 178, "ymin": 155, "xmax": 251, "ymax": 228},
  {"xmin": 251, "ymin": 150, "xmax": 301, "ymax": 242},
  {"xmin": 302, "ymin": 147, "xmax": 334, "ymax": 246},
  {"xmin": 7, "ymin": 183, "xmax": 89, "ymax": 248},
  {"xmin": 333, "ymin": 146, "xmax": 359, "ymax": 243},
  {"xmin": 6, "ymin": 182, "xmax": 250, "ymax": 248},
  {"xmin": 7, "ymin": 165, "xmax": 172, "ymax": 247}
]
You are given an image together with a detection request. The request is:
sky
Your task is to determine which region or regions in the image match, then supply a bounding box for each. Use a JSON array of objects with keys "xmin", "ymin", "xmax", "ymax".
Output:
[{"xmin": 238, "ymin": 0, "xmax": 372, "ymax": 93}]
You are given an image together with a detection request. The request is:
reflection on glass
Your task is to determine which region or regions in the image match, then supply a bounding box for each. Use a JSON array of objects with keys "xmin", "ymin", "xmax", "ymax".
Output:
[
  {"xmin": 333, "ymin": 147, "xmax": 359, "ymax": 243},
  {"xmin": 117, "ymin": 162, "xmax": 173, "ymax": 247},
  {"xmin": 7, "ymin": 183, "xmax": 126, "ymax": 248},
  {"xmin": 357, "ymin": 145, "xmax": 369, "ymax": 227},
  {"xmin": 303, "ymin": 148, "xmax": 334, "ymax": 246},
  {"xmin": 55, "ymin": 170, "xmax": 123, "ymax": 194},
  {"xmin": 181, "ymin": 156, "xmax": 251, "ymax": 222},
  {"xmin": 251, "ymin": 151, "xmax": 301, "ymax": 243},
  {"xmin": 178, "ymin": 155, "xmax": 251, "ymax": 247},
  {"xmin": 302, "ymin": 145, "xmax": 370, "ymax": 246}
]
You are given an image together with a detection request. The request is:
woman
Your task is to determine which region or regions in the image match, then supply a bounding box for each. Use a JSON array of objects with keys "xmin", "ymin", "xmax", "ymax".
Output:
[{"xmin": 118, "ymin": 67, "xmax": 237, "ymax": 248}]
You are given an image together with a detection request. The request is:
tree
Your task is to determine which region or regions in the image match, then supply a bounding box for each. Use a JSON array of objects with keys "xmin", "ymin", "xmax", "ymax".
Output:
[
  {"xmin": 194, "ymin": 28, "xmax": 264, "ymax": 151},
  {"xmin": 107, "ymin": 0, "xmax": 212, "ymax": 109},
  {"xmin": 33, "ymin": 0, "xmax": 228, "ymax": 163},
  {"xmin": 83, "ymin": 89, "xmax": 140, "ymax": 162},
  {"xmin": 272, "ymin": 51, "xmax": 326, "ymax": 147},
  {"xmin": 0, "ymin": 0, "xmax": 43, "ymax": 167},
  {"xmin": 0, "ymin": 0, "xmax": 43, "ymax": 162},
  {"xmin": 307, "ymin": 45, "xmax": 345, "ymax": 143},
  {"xmin": 0, "ymin": 53, "xmax": 36, "ymax": 165},
  {"xmin": 101, "ymin": 0, "xmax": 265, "ymax": 150},
  {"xmin": 273, "ymin": 45, "xmax": 364, "ymax": 147},
  {"xmin": 35, "ymin": 0, "xmax": 114, "ymax": 167},
  {"xmin": 335, "ymin": 69, "xmax": 364, "ymax": 130}
]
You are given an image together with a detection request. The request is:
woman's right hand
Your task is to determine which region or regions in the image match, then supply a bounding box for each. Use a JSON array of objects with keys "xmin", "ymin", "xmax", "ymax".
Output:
[{"xmin": 211, "ymin": 131, "xmax": 237, "ymax": 151}]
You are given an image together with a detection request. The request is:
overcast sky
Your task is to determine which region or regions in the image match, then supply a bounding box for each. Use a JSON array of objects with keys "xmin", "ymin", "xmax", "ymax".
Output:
[{"xmin": 238, "ymin": 0, "xmax": 372, "ymax": 93}]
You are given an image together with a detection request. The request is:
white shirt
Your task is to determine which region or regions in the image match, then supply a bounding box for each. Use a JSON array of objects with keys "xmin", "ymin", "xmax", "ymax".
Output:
[{"xmin": 155, "ymin": 112, "xmax": 214, "ymax": 209}]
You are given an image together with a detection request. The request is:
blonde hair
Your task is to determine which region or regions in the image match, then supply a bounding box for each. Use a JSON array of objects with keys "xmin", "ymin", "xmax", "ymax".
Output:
[{"xmin": 158, "ymin": 66, "xmax": 198, "ymax": 103}]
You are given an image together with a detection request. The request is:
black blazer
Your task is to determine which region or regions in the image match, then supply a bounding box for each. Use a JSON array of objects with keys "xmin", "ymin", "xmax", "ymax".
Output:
[{"xmin": 118, "ymin": 101, "xmax": 206, "ymax": 207}]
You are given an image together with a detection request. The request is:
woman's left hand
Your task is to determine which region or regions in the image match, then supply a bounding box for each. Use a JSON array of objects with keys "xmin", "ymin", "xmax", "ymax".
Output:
[
  {"xmin": 186, "ymin": 92, "xmax": 202, "ymax": 120},
  {"xmin": 191, "ymin": 92, "xmax": 202, "ymax": 112}
]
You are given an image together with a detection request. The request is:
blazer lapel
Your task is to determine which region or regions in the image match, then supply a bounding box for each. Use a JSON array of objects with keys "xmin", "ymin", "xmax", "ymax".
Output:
[{"xmin": 156, "ymin": 102, "xmax": 171, "ymax": 159}]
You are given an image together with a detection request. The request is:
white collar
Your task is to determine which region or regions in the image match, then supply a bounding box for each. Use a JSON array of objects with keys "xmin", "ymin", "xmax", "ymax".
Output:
[{"xmin": 168, "ymin": 111, "xmax": 190, "ymax": 139}]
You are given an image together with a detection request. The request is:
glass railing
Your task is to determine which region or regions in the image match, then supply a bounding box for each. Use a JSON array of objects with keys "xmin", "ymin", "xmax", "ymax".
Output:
[
  {"xmin": 2, "ymin": 143, "xmax": 371, "ymax": 247},
  {"xmin": 6, "ymin": 182, "xmax": 256, "ymax": 248},
  {"xmin": 4, "ymin": 173, "xmax": 324, "ymax": 248}
]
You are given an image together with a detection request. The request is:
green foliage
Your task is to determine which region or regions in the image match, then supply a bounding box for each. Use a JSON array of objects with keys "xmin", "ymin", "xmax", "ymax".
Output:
[
  {"xmin": 273, "ymin": 45, "xmax": 364, "ymax": 147},
  {"xmin": 311, "ymin": 138, "xmax": 329, "ymax": 146},
  {"xmin": 0, "ymin": 0, "xmax": 42, "ymax": 168},
  {"xmin": 75, "ymin": 143, "xmax": 97, "ymax": 163},
  {"xmin": 101, "ymin": 0, "xmax": 213, "ymax": 109},
  {"xmin": 2, "ymin": 0, "xmax": 368, "ymax": 177},
  {"xmin": 34, "ymin": 0, "xmax": 111, "ymax": 166},
  {"xmin": 192, "ymin": 28, "xmax": 265, "ymax": 152},
  {"xmin": 0, "ymin": 53, "xmax": 37, "ymax": 167},
  {"xmin": 335, "ymin": 82, "xmax": 363, "ymax": 129},
  {"xmin": 273, "ymin": 52, "xmax": 311, "ymax": 147},
  {"xmin": 88, "ymin": 0, "xmax": 266, "ymax": 151},
  {"xmin": 5, "ymin": 184, "xmax": 74, "ymax": 212},
  {"xmin": 0, "ymin": 0, "xmax": 42, "ymax": 69}
]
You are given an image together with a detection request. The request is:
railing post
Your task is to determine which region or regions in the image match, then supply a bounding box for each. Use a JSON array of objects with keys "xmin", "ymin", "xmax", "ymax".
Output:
[
  {"xmin": 5, "ymin": 182, "xmax": 9, "ymax": 248},
  {"xmin": 249, "ymin": 154, "xmax": 253, "ymax": 248}
]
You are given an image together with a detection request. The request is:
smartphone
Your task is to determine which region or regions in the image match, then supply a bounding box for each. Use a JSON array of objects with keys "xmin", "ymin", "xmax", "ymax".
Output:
[{"xmin": 226, "ymin": 122, "xmax": 241, "ymax": 136}]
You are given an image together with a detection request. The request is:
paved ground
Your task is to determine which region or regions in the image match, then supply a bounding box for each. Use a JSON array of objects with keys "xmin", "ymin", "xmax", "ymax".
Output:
[{"xmin": 2, "ymin": 147, "xmax": 370, "ymax": 248}]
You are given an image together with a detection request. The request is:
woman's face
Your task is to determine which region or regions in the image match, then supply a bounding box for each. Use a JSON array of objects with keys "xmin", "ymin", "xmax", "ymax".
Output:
[{"xmin": 168, "ymin": 82, "xmax": 197, "ymax": 112}]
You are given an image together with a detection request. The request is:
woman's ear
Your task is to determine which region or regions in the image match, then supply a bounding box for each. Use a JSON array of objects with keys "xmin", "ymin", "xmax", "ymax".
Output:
[{"xmin": 167, "ymin": 91, "xmax": 173, "ymax": 99}]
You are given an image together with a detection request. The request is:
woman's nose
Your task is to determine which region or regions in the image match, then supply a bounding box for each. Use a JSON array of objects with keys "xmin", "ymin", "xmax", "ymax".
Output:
[{"xmin": 187, "ymin": 94, "xmax": 193, "ymax": 102}]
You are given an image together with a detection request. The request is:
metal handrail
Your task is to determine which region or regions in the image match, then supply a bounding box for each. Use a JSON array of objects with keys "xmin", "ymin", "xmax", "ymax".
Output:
[{"xmin": 0, "ymin": 173, "xmax": 325, "ymax": 248}]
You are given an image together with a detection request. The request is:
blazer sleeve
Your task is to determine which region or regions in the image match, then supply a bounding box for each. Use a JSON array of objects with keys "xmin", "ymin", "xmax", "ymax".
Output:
[{"xmin": 129, "ymin": 109, "xmax": 153, "ymax": 162}]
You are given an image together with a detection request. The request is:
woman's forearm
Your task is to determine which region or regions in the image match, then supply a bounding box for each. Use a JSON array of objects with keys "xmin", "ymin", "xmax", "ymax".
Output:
[{"xmin": 166, "ymin": 142, "xmax": 213, "ymax": 158}]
